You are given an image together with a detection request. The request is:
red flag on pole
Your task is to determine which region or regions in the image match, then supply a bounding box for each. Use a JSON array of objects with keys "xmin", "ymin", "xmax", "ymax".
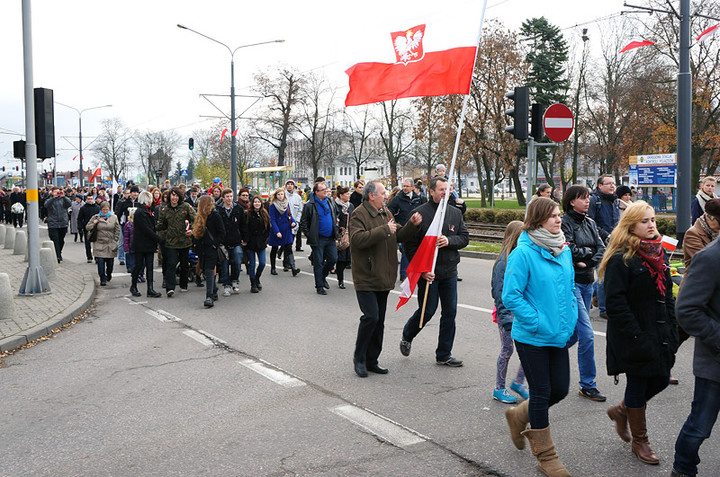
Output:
[
  {"xmin": 344, "ymin": 5, "xmax": 484, "ymax": 107},
  {"xmin": 396, "ymin": 200, "xmax": 444, "ymax": 310},
  {"xmin": 89, "ymin": 168, "xmax": 101, "ymax": 182},
  {"xmin": 697, "ymin": 23, "xmax": 720, "ymax": 42},
  {"xmin": 618, "ymin": 40, "xmax": 654, "ymax": 54},
  {"xmin": 220, "ymin": 128, "xmax": 229, "ymax": 143}
]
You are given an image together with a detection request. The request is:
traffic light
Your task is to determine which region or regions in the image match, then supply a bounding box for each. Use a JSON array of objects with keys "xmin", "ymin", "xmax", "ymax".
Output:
[
  {"xmin": 158, "ymin": 166, "xmax": 163, "ymax": 176},
  {"xmin": 531, "ymin": 103, "xmax": 546, "ymax": 140},
  {"xmin": 504, "ymin": 86, "xmax": 529, "ymax": 140},
  {"xmin": 188, "ymin": 138, "xmax": 194, "ymax": 150},
  {"xmin": 16, "ymin": 166, "xmax": 19, "ymax": 171},
  {"xmin": 1, "ymin": 166, "xmax": 4, "ymax": 172},
  {"xmin": 70, "ymin": 171, "xmax": 75, "ymax": 178}
]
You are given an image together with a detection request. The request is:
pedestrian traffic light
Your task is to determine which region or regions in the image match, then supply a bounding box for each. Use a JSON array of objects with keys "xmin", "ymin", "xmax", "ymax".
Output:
[
  {"xmin": 531, "ymin": 103, "xmax": 546, "ymax": 140},
  {"xmin": 188, "ymin": 138, "xmax": 194, "ymax": 150},
  {"xmin": 504, "ymin": 86, "xmax": 529, "ymax": 141}
]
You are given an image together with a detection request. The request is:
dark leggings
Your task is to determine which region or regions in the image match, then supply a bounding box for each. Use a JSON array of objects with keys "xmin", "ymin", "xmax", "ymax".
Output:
[
  {"xmin": 624, "ymin": 374, "xmax": 670, "ymax": 409},
  {"xmin": 336, "ymin": 260, "xmax": 349, "ymax": 283},
  {"xmin": 133, "ymin": 252, "xmax": 155, "ymax": 287},
  {"xmin": 271, "ymin": 244, "xmax": 293, "ymax": 269},
  {"xmin": 515, "ymin": 341, "xmax": 570, "ymax": 429}
]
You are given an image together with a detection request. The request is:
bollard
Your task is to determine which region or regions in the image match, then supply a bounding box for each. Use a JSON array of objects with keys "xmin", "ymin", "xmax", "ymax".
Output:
[
  {"xmin": 14, "ymin": 230, "xmax": 27, "ymax": 256},
  {"xmin": 39, "ymin": 247, "xmax": 56, "ymax": 280},
  {"xmin": 0, "ymin": 273, "xmax": 17, "ymax": 321},
  {"xmin": 0, "ymin": 224, "xmax": 6, "ymax": 244},
  {"xmin": 42, "ymin": 240, "xmax": 53, "ymax": 249},
  {"xmin": 4, "ymin": 228, "xmax": 15, "ymax": 250}
]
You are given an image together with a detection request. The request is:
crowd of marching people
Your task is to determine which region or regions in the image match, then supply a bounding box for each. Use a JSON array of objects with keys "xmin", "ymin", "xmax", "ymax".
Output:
[{"xmin": 4, "ymin": 168, "xmax": 720, "ymax": 476}]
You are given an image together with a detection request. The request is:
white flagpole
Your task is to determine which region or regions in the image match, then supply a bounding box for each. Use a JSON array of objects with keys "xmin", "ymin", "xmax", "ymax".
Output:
[{"xmin": 419, "ymin": 0, "xmax": 488, "ymax": 328}]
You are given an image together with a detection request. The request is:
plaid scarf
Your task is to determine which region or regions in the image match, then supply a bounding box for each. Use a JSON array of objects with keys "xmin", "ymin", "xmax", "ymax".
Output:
[{"xmin": 635, "ymin": 237, "xmax": 667, "ymax": 296}]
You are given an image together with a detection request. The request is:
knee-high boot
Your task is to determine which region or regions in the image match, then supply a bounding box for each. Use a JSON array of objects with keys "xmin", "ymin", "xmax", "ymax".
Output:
[
  {"xmin": 146, "ymin": 274, "xmax": 161, "ymax": 298},
  {"xmin": 130, "ymin": 269, "xmax": 141, "ymax": 297},
  {"xmin": 289, "ymin": 252, "xmax": 300, "ymax": 276},
  {"xmin": 607, "ymin": 401, "xmax": 631, "ymax": 442},
  {"xmin": 255, "ymin": 268, "xmax": 263, "ymax": 291},
  {"xmin": 522, "ymin": 426, "xmax": 571, "ymax": 477},
  {"xmin": 627, "ymin": 406, "xmax": 659, "ymax": 465},
  {"xmin": 270, "ymin": 248, "xmax": 278, "ymax": 275}
]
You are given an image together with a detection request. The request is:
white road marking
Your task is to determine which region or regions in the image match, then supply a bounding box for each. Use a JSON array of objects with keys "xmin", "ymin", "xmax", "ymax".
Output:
[
  {"xmin": 182, "ymin": 330, "xmax": 214, "ymax": 347},
  {"xmin": 199, "ymin": 330, "xmax": 226, "ymax": 345},
  {"xmin": 331, "ymin": 404, "xmax": 426, "ymax": 448},
  {"xmin": 145, "ymin": 309, "xmax": 170, "ymax": 322},
  {"xmin": 238, "ymin": 359, "xmax": 305, "ymax": 387},
  {"xmin": 458, "ymin": 303, "xmax": 494, "ymax": 313},
  {"xmin": 156, "ymin": 309, "xmax": 181, "ymax": 322}
]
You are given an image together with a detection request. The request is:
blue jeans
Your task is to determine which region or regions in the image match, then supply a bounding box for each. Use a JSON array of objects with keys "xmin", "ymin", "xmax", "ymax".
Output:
[
  {"xmin": 125, "ymin": 252, "xmax": 136, "ymax": 274},
  {"xmin": 402, "ymin": 276, "xmax": 458, "ymax": 361},
  {"xmin": 515, "ymin": 341, "xmax": 570, "ymax": 429},
  {"xmin": 220, "ymin": 245, "xmax": 243, "ymax": 286},
  {"xmin": 398, "ymin": 243, "xmax": 409, "ymax": 281},
  {"xmin": 310, "ymin": 236, "xmax": 337, "ymax": 289},
  {"xmin": 674, "ymin": 376, "xmax": 720, "ymax": 476},
  {"xmin": 624, "ymin": 374, "xmax": 669, "ymax": 408},
  {"xmin": 595, "ymin": 278, "xmax": 606, "ymax": 314},
  {"xmin": 117, "ymin": 228, "xmax": 125, "ymax": 262},
  {"xmin": 247, "ymin": 249, "xmax": 266, "ymax": 279},
  {"xmin": 567, "ymin": 282, "xmax": 597, "ymax": 390},
  {"xmin": 96, "ymin": 257, "xmax": 114, "ymax": 283}
]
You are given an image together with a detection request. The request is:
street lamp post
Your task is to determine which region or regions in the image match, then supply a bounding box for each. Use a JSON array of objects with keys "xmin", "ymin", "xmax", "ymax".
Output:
[
  {"xmin": 56, "ymin": 102, "xmax": 111, "ymax": 187},
  {"xmin": 177, "ymin": 24, "xmax": 283, "ymax": 198}
]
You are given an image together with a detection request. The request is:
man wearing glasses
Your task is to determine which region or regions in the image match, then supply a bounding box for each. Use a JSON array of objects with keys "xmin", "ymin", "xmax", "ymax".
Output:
[{"xmin": 300, "ymin": 182, "xmax": 338, "ymax": 295}]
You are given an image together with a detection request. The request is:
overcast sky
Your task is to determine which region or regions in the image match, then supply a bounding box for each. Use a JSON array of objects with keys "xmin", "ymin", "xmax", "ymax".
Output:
[{"xmin": 0, "ymin": 0, "xmax": 622, "ymax": 174}]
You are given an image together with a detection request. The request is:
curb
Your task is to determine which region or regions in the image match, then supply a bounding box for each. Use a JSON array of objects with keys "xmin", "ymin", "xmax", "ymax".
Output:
[
  {"xmin": 460, "ymin": 250, "xmax": 497, "ymax": 260},
  {"xmin": 0, "ymin": 273, "xmax": 96, "ymax": 353}
]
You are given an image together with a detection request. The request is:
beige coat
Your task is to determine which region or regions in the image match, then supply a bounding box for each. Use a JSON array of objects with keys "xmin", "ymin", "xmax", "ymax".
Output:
[
  {"xmin": 683, "ymin": 218, "xmax": 715, "ymax": 268},
  {"xmin": 86, "ymin": 214, "xmax": 120, "ymax": 258}
]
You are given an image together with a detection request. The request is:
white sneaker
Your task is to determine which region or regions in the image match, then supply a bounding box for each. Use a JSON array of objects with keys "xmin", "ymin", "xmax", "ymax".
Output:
[
  {"xmin": 167, "ymin": 289, "xmax": 175, "ymax": 297},
  {"xmin": 179, "ymin": 288, "xmax": 188, "ymax": 292},
  {"xmin": 232, "ymin": 285, "xmax": 240, "ymax": 294},
  {"xmin": 223, "ymin": 286, "xmax": 231, "ymax": 297}
]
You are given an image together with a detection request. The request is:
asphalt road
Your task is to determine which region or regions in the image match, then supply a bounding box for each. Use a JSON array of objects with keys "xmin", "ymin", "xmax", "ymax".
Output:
[{"xmin": 0, "ymin": 233, "xmax": 715, "ymax": 476}]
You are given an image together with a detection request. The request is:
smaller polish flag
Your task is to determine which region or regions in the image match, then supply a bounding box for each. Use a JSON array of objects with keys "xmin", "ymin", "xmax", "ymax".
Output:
[
  {"xmin": 697, "ymin": 23, "xmax": 720, "ymax": 43},
  {"xmin": 619, "ymin": 40, "xmax": 654, "ymax": 54},
  {"xmin": 397, "ymin": 202, "xmax": 443, "ymax": 310},
  {"xmin": 89, "ymin": 167, "xmax": 102, "ymax": 182},
  {"xmin": 220, "ymin": 128, "xmax": 229, "ymax": 143},
  {"xmin": 661, "ymin": 235, "xmax": 678, "ymax": 251},
  {"xmin": 232, "ymin": 128, "xmax": 239, "ymax": 137}
]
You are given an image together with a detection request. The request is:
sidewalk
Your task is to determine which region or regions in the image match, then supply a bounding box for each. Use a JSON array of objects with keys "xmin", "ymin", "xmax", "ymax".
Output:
[{"xmin": 0, "ymin": 227, "xmax": 96, "ymax": 353}]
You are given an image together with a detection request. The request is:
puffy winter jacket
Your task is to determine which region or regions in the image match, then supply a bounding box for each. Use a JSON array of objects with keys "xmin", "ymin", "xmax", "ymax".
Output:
[
  {"xmin": 502, "ymin": 232, "xmax": 578, "ymax": 348},
  {"xmin": 561, "ymin": 209, "xmax": 605, "ymax": 285}
]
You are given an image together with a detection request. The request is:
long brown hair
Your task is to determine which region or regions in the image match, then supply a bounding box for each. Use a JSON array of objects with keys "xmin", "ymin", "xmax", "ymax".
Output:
[
  {"xmin": 495, "ymin": 220, "xmax": 524, "ymax": 263},
  {"xmin": 598, "ymin": 200, "xmax": 656, "ymax": 280},
  {"xmin": 247, "ymin": 196, "xmax": 270, "ymax": 229},
  {"xmin": 192, "ymin": 195, "xmax": 215, "ymax": 239}
]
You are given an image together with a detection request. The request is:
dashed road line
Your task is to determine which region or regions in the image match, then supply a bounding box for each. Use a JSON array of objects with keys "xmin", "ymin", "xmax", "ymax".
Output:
[
  {"xmin": 156, "ymin": 309, "xmax": 181, "ymax": 321},
  {"xmin": 145, "ymin": 309, "xmax": 171, "ymax": 322},
  {"xmin": 331, "ymin": 404, "xmax": 427, "ymax": 448},
  {"xmin": 182, "ymin": 329, "xmax": 214, "ymax": 347},
  {"xmin": 238, "ymin": 358, "xmax": 306, "ymax": 388}
]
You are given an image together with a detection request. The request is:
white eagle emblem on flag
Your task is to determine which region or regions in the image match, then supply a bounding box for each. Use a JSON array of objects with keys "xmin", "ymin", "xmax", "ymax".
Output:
[{"xmin": 391, "ymin": 24, "xmax": 426, "ymax": 65}]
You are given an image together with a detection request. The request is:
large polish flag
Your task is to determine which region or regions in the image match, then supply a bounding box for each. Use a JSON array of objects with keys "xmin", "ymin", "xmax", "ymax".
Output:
[
  {"xmin": 344, "ymin": 5, "xmax": 484, "ymax": 107},
  {"xmin": 396, "ymin": 200, "xmax": 444, "ymax": 310}
]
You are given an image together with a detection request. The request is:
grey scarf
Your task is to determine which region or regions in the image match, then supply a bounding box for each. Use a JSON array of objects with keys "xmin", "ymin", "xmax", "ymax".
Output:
[
  {"xmin": 273, "ymin": 198, "xmax": 288, "ymax": 214},
  {"xmin": 696, "ymin": 191, "xmax": 715, "ymax": 213},
  {"xmin": 527, "ymin": 228, "xmax": 566, "ymax": 257}
]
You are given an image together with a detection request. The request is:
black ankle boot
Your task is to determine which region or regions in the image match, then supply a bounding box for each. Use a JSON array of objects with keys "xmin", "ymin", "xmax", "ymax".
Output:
[
  {"xmin": 130, "ymin": 286, "xmax": 141, "ymax": 297},
  {"xmin": 250, "ymin": 278, "xmax": 259, "ymax": 293}
]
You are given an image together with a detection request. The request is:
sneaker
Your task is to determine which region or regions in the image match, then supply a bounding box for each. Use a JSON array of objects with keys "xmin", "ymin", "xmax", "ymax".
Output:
[
  {"xmin": 493, "ymin": 388, "xmax": 518, "ymax": 404},
  {"xmin": 579, "ymin": 387, "xmax": 607, "ymax": 402},
  {"xmin": 223, "ymin": 286, "xmax": 231, "ymax": 297},
  {"xmin": 232, "ymin": 281, "xmax": 240, "ymax": 294},
  {"xmin": 119, "ymin": 261, "xmax": 125, "ymax": 266},
  {"xmin": 510, "ymin": 382, "xmax": 530, "ymax": 399},
  {"xmin": 167, "ymin": 289, "xmax": 175, "ymax": 298},
  {"xmin": 179, "ymin": 288, "xmax": 188, "ymax": 292},
  {"xmin": 400, "ymin": 340, "xmax": 412, "ymax": 357},
  {"xmin": 436, "ymin": 357, "xmax": 464, "ymax": 367}
]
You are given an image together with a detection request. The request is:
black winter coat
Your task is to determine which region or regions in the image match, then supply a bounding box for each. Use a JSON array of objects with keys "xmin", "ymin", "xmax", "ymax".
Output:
[
  {"xmin": 335, "ymin": 201, "xmax": 354, "ymax": 263},
  {"xmin": 561, "ymin": 209, "xmax": 605, "ymax": 285},
  {"xmin": 77, "ymin": 203, "xmax": 101, "ymax": 231},
  {"xmin": 241, "ymin": 208, "xmax": 270, "ymax": 252},
  {"xmin": 388, "ymin": 191, "xmax": 423, "ymax": 225},
  {"xmin": 216, "ymin": 203, "xmax": 244, "ymax": 247},
  {"xmin": 132, "ymin": 206, "xmax": 164, "ymax": 253},
  {"xmin": 197, "ymin": 210, "xmax": 225, "ymax": 270},
  {"xmin": 604, "ymin": 252, "xmax": 679, "ymax": 377}
]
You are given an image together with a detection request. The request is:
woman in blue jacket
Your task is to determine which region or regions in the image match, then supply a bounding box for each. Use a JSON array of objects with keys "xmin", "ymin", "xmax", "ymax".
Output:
[
  {"xmin": 268, "ymin": 188, "xmax": 299, "ymax": 276},
  {"xmin": 502, "ymin": 197, "xmax": 576, "ymax": 477}
]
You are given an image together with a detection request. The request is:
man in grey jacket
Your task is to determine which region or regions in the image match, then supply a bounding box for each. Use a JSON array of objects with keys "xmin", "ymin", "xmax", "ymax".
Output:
[
  {"xmin": 45, "ymin": 187, "xmax": 72, "ymax": 262},
  {"xmin": 673, "ymin": 238, "xmax": 720, "ymax": 477}
]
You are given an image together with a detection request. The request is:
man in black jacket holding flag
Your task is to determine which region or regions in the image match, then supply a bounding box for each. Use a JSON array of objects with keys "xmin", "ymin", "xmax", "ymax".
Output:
[{"xmin": 399, "ymin": 176, "xmax": 469, "ymax": 367}]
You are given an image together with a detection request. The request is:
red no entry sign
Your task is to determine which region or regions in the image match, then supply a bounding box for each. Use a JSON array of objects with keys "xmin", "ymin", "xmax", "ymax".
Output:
[{"xmin": 543, "ymin": 103, "xmax": 574, "ymax": 142}]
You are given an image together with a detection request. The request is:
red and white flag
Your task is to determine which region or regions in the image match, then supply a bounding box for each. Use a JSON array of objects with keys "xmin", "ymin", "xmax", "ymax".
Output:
[
  {"xmin": 396, "ymin": 201, "xmax": 444, "ymax": 310},
  {"xmin": 619, "ymin": 40, "xmax": 654, "ymax": 54},
  {"xmin": 89, "ymin": 167, "xmax": 101, "ymax": 182},
  {"xmin": 661, "ymin": 235, "xmax": 678, "ymax": 251},
  {"xmin": 344, "ymin": 4, "xmax": 485, "ymax": 107},
  {"xmin": 697, "ymin": 23, "xmax": 720, "ymax": 43},
  {"xmin": 220, "ymin": 128, "xmax": 229, "ymax": 143}
]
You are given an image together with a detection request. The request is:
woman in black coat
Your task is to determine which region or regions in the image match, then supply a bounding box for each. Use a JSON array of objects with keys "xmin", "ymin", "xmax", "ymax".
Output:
[
  {"xmin": 598, "ymin": 200, "xmax": 679, "ymax": 466},
  {"xmin": 131, "ymin": 191, "xmax": 165, "ymax": 298},
  {"xmin": 333, "ymin": 185, "xmax": 354, "ymax": 289},
  {"xmin": 193, "ymin": 195, "xmax": 225, "ymax": 308},
  {"xmin": 241, "ymin": 196, "xmax": 270, "ymax": 293}
]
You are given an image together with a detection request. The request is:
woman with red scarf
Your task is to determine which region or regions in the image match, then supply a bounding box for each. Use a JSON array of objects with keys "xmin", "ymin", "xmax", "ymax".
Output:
[{"xmin": 598, "ymin": 200, "xmax": 679, "ymax": 466}]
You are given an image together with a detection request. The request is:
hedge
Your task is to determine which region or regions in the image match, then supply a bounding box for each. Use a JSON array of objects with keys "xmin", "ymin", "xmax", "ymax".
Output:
[{"xmin": 465, "ymin": 208, "xmax": 524, "ymax": 224}]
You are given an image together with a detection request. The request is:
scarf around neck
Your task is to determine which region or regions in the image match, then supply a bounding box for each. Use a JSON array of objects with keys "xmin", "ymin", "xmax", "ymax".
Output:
[
  {"xmin": 527, "ymin": 228, "xmax": 566, "ymax": 257},
  {"xmin": 334, "ymin": 197, "xmax": 350, "ymax": 216},
  {"xmin": 99, "ymin": 210, "xmax": 111, "ymax": 218},
  {"xmin": 698, "ymin": 214, "xmax": 719, "ymax": 242},
  {"xmin": 273, "ymin": 197, "xmax": 288, "ymax": 214},
  {"xmin": 636, "ymin": 237, "xmax": 667, "ymax": 296},
  {"xmin": 696, "ymin": 190, "xmax": 715, "ymax": 213}
]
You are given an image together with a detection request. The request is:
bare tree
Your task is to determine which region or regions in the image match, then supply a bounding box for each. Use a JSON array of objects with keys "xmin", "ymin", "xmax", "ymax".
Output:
[
  {"xmin": 93, "ymin": 118, "xmax": 132, "ymax": 182},
  {"xmin": 379, "ymin": 100, "xmax": 415, "ymax": 186},
  {"xmin": 412, "ymin": 96, "xmax": 448, "ymax": 178},
  {"xmin": 343, "ymin": 106, "xmax": 380, "ymax": 180},
  {"xmin": 253, "ymin": 67, "xmax": 305, "ymax": 166},
  {"xmin": 295, "ymin": 73, "xmax": 338, "ymax": 180},
  {"xmin": 133, "ymin": 130, "xmax": 180, "ymax": 181}
]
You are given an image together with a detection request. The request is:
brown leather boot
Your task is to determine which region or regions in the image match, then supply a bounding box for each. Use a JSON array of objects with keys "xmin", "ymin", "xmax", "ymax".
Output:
[
  {"xmin": 627, "ymin": 406, "xmax": 660, "ymax": 465},
  {"xmin": 505, "ymin": 399, "xmax": 530, "ymax": 450},
  {"xmin": 521, "ymin": 426, "xmax": 571, "ymax": 477},
  {"xmin": 607, "ymin": 401, "xmax": 631, "ymax": 442}
]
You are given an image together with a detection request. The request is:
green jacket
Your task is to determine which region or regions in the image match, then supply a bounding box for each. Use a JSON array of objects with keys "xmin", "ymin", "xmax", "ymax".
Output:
[
  {"xmin": 156, "ymin": 201, "xmax": 196, "ymax": 249},
  {"xmin": 349, "ymin": 201, "xmax": 418, "ymax": 292}
]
